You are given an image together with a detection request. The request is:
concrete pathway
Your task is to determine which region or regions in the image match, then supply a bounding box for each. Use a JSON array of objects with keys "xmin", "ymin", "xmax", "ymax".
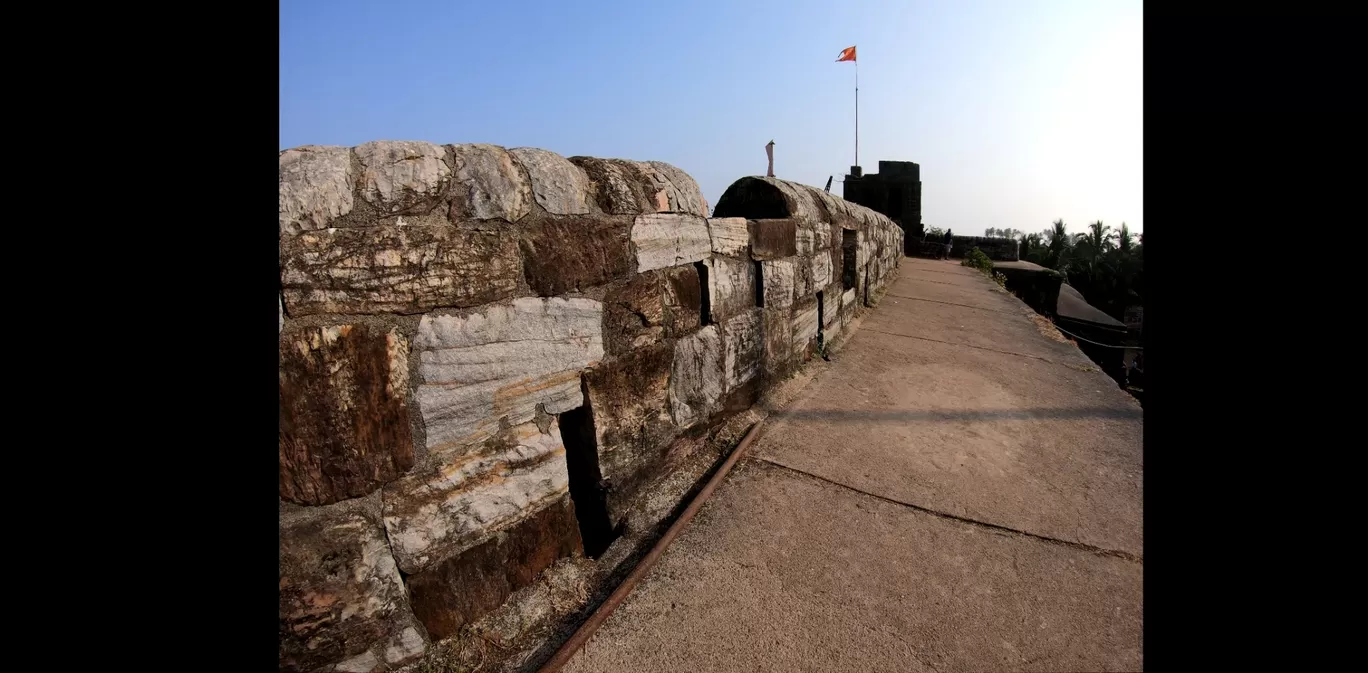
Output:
[{"xmin": 564, "ymin": 258, "xmax": 1144, "ymax": 672}]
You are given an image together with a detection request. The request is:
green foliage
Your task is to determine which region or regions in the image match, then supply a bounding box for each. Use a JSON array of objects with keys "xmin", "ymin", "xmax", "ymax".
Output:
[
  {"xmin": 984, "ymin": 227, "xmax": 1024, "ymax": 239},
  {"xmin": 960, "ymin": 247, "xmax": 993, "ymax": 273},
  {"xmin": 992, "ymin": 271, "xmax": 1008, "ymax": 287},
  {"xmin": 1015, "ymin": 217, "xmax": 1142, "ymax": 322},
  {"xmin": 925, "ymin": 226, "xmax": 944, "ymax": 239}
]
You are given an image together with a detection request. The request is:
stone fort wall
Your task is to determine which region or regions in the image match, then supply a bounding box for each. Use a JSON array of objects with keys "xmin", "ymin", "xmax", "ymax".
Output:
[{"xmin": 278, "ymin": 141, "xmax": 903, "ymax": 672}]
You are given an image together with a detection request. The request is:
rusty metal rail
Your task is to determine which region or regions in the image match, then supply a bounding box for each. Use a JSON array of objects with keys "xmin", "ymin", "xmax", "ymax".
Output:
[{"xmin": 537, "ymin": 420, "xmax": 767, "ymax": 672}]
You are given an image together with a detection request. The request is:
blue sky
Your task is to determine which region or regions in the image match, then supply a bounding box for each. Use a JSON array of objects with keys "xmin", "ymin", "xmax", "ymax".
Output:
[{"xmin": 281, "ymin": 0, "xmax": 1142, "ymax": 235}]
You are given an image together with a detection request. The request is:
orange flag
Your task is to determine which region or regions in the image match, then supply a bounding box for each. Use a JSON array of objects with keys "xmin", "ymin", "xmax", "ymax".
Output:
[{"xmin": 836, "ymin": 46, "xmax": 856, "ymax": 62}]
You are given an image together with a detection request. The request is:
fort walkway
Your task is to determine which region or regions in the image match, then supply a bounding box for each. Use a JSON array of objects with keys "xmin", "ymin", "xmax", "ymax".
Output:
[{"xmin": 563, "ymin": 257, "xmax": 1144, "ymax": 672}]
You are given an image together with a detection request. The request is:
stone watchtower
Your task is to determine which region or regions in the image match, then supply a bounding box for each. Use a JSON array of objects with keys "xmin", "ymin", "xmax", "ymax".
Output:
[{"xmin": 842, "ymin": 161, "xmax": 922, "ymax": 256}]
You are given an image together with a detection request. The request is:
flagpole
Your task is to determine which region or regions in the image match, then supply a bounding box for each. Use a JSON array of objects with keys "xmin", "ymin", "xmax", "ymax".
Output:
[{"xmin": 855, "ymin": 60, "xmax": 859, "ymax": 167}]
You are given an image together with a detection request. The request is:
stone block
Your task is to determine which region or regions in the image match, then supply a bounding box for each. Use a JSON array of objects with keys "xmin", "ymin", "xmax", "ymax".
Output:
[
  {"xmin": 414, "ymin": 297, "xmax": 603, "ymax": 454},
  {"xmin": 280, "ymin": 225, "xmax": 521, "ymax": 316},
  {"xmin": 768, "ymin": 178, "xmax": 824, "ymax": 223},
  {"xmin": 583, "ymin": 342, "xmax": 677, "ymax": 518},
  {"xmin": 814, "ymin": 221, "xmax": 833, "ymax": 250},
  {"xmin": 822, "ymin": 283, "xmax": 843, "ymax": 330},
  {"xmin": 793, "ymin": 254, "xmax": 814, "ymax": 298},
  {"xmin": 631, "ymin": 213, "xmax": 711, "ymax": 272},
  {"xmin": 383, "ymin": 419, "xmax": 572, "ymax": 575},
  {"xmin": 571, "ymin": 157, "xmax": 657, "ymax": 215},
  {"xmin": 747, "ymin": 219, "xmax": 798, "ymax": 260},
  {"xmin": 279, "ymin": 145, "xmax": 355, "ymax": 235},
  {"xmin": 668, "ymin": 325, "xmax": 723, "ymax": 428},
  {"xmin": 721, "ymin": 309, "xmax": 763, "ymax": 392},
  {"xmin": 601, "ymin": 266, "xmax": 701, "ymax": 356},
  {"xmin": 813, "ymin": 189, "xmax": 859, "ymax": 229},
  {"xmin": 703, "ymin": 255, "xmax": 756, "ymax": 324},
  {"xmin": 646, "ymin": 160, "xmax": 710, "ymax": 216},
  {"xmin": 279, "ymin": 324, "xmax": 414, "ymax": 506},
  {"xmin": 842, "ymin": 287, "xmax": 858, "ymax": 327},
  {"xmin": 447, "ymin": 143, "xmax": 533, "ymax": 222},
  {"xmin": 659, "ymin": 265, "xmax": 704, "ymax": 335},
  {"xmin": 762, "ymin": 306, "xmax": 794, "ymax": 379},
  {"xmin": 404, "ymin": 493, "xmax": 582, "ymax": 640},
  {"xmin": 811, "ymin": 250, "xmax": 833, "ymax": 289},
  {"xmin": 791, "ymin": 300, "xmax": 819, "ymax": 357},
  {"xmin": 509, "ymin": 147, "xmax": 592, "ymax": 215},
  {"xmin": 760, "ymin": 258, "xmax": 796, "ymax": 310},
  {"xmin": 355, "ymin": 140, "xmax": 452, "ymax": 215},
  {"xmin": 795, "ymin": 224, "xmax": 814, "ymax": 256},
  {"xmin": 279, "ymin": 502, "xmax": 425, "ymax": 673},
  {"xmin": 706, "ymin": 217, "xmax": 749, "ymax": 256},
  {"xmin": 519, "ymin": 216, "xmax": 633, "ymax": 296}
]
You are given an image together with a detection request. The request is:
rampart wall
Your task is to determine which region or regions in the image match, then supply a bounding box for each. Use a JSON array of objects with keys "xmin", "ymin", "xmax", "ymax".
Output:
[{"xmin": 278, "ymin": 141, "xmax": 902, "ymax": 672}]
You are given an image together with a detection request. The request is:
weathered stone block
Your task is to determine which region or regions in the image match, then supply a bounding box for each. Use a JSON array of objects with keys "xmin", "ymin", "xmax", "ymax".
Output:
[
  {"xmin": 793, "ymin": 254, "xmax": 814, "ymax": 298},
  {"xmin": 519, "ymin": 216, "xmax": 633, "ymax": 296},
  {"xmin": 279, "ymin": 324, "xmax": 414, "ymax": 506},
  {"xmin": 355, "ymin": 140, "xmax": 452, "ymax": 215},
  {"xmin": 280, "ymin": 225, "xmax": 521, "ymax": 316},
  {"xmin": 383, "ymin": 420, "xmax": 571, "ymax": 575},
  {"xmin": 722, "ymin": 309, "xmax": 763, "ymax": 392},
  {"xmin": 822, "ymin": 284, "xmax": 843, "ymax": 330},
  {"xmin": 447, "ymin": 143, "xmax": 533, "ymax": 222},
  {"xmin": 631, "ymin": 213, "xmax": 712, "ymax": 272},
  {"xmin": 669, "ymin": 325, "xmax": 723, "ymax": 427},
  {"xmin": 583, "ymin": 342, "xmax": 677, "ymax": 517},
  {"xmin": 760, "ymin": 258, "xmax": 796, "ymax": 310},
  {"xmin": 748, "ymin": 219, "xmax": 798, "ymax": 260},
  {"xmin": 646, "ymin": 160, "xmax": 710, "ymax": 216},
  {"xmin": 571, "ymin": 157, "xmax": 657, "ymax": 215},
  {"xmin": 706, "ymin": 217, "xmax": 749, "ymax": 256},
  {"xmin": 762, "ymin": 306, "xmax": 794, "ymax": 379},
  {"xmin": 510, "ymin": 147, "xmax": 592, "ymax": 215},
  {"xmin": 829, "ymin": 242, "xmax": 844, "ymax": 291},
  {"xmin": 821, "ymin": 283, "xmax": 845, "ymax": 342},
  {"xmin": 415, "ymin": 297, "xmax": 603, "ymax": 454},
  {"xmin": 768, "ymin": 178, "xmax": 824, "ymax": 222},
  {"xmin": 279, "ymin": 502, "xmax": 425, "ymax": 673},
  {"xmin": 601, "ymin": 266, "xmax": 701, "ymax": 356},
  {"xmin": 795, "ymin": 224, "xmax": 814, "ymax": 256},
  {"xmin": 814, "ymin": 221, "xmax": 833, "ymax": 250},
  {"xmin": 279, "ymin": 145, "xmax": 355, "ymax": 234},
  {"xmin": 404, "ymin": 493, "xmax": 582, "ymax": 640},
  {"xmin": 791, "ymin": 300, "xmax": 819, "ymax": 357},
  {"xmin": 703, "ymin": 255, "xmax": 756, "ymax": 323},
  {"xmin": 813, "ymin": 189, "xmax": 858, "ymax": 229},
  {"xmin": 811, "ymin": 250, "xmax": 833, "ymax": 289},
  {"xmin": 660, "ymin": 265, "xmax": 704, "ymax": 335}
]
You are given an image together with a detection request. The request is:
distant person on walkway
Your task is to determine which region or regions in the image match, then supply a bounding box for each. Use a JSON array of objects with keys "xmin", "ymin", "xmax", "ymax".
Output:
[{"xmin": 941, "ymin": 229, "xmax": 954, "ymax": 259}]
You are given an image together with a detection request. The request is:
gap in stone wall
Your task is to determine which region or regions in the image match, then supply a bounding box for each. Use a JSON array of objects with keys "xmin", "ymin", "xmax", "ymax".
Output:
[
  {"xmin": 694, "ymin": 261, "xmax": 712, "ymax": 325},
  {"xmin": 842, "ymin": 229, "xmax": 858, "ymax": 291},
  {"xmin": 864, "ymin": 264, "xmax": 872, "ymax": 306},
  {"xmin": 557, "ymin": 390, "xmax": 618, "ymax": 559},
  {"xmin": 816, "ymin": 289, "xmax": 825, "ymax": 347},
  {"xmin": 754, "ymin": 261, "xmax": 765, "ymax": 308}
]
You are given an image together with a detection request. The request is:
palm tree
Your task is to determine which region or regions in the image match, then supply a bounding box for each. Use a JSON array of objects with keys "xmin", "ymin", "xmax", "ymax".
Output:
[
  {"xmin": 1072, "ymin": 221, "xmax": 1115, "ymax": 265},
  {"xmin": 1044, "ymin": 219, "xmax": 1071, "ymax": 270},
  {"xmin": 1116, "ymin": 223, "xmax": 1135, "ymax": 254},
  {"xmin": 1092, "ymin": 221, "xmax": 1116, "ymax": 251},
  {"xmin": 1021, "ymin": 232, "xmax": 1048, "ymax": 263}
]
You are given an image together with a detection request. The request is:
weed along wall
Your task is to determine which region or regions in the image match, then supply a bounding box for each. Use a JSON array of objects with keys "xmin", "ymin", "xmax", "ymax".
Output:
[{"xmin": 278, "ymin": 141, "xmax": 903, "ymax": 673}]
